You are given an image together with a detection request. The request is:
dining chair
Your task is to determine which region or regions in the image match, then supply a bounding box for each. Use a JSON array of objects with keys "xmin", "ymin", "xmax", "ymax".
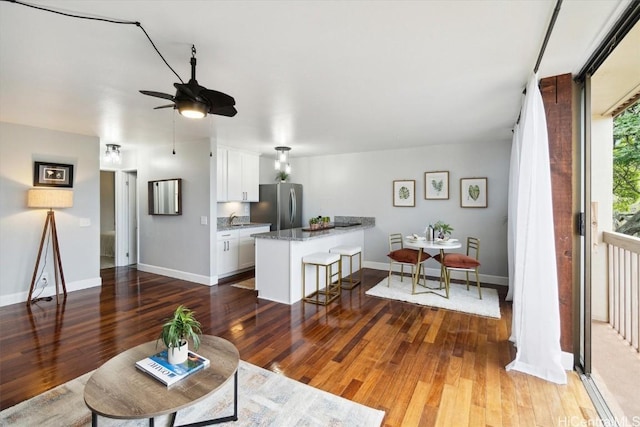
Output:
[
  {"xmin": 433, "ymin": 237, "xmax": 482, "ymax": 299},
  {"xmin": 387, "ymin": 233, "xmax": 430, "ymax": 287}
]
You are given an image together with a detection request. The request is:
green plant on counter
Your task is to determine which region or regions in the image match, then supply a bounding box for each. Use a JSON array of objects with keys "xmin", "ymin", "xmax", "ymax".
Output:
[{"xmin": 158, "ymin": 305, "xmax": 202, "ymax": 350}]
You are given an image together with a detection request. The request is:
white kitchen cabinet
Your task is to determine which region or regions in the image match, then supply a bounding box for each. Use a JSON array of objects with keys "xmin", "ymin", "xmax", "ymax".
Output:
[
  {"xmin": 217, "ymin": 147, "xmax": 259, "ymax": 202},
  {"xmin": 216, "ymin": 230, "xmax": 239, "ymax": 276},
  {"xmin": 238, "ymin": 226, "xmax": 269, "ymax": 270},
  {"xmin": 217, "ymin": 226, "xmax": 269, "ymax": 277}
]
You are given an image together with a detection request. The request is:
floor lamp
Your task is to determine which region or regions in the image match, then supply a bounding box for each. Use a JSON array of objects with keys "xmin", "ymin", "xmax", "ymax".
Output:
[{"xmin": 27, "ymin": 188, "xmax": 73, "ymax": 305}]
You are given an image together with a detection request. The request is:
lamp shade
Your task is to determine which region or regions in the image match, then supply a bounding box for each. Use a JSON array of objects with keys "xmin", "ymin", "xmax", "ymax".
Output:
[{"xmin": 27, "ymin": 189, "xmax": 74, "ymax": 209}]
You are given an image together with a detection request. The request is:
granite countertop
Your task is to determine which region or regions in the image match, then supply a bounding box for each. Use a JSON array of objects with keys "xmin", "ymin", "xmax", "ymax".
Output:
[
  {"xmin": 218, "ymin": 222, "xmax": 271, "ymax": 231},
  {"xmin": 252, "ymin": 223, "xmax": 373, "ymax": 241}
]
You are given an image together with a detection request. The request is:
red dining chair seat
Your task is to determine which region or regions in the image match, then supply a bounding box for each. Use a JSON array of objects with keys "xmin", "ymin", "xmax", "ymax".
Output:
[
  {"xmin": 388, "ymin": 248, "xmax": 430, "ymax": 264},
  {"xmin": 387, "ymin": 234, "xmax": 430, "ymax": 286},
  {"xmin": 433, "ymin": 253, "xmax": 480, "ymax": 269},
  {"xmin": 433, "ymin": 237, "xmax": 482, "ymax": 299}
]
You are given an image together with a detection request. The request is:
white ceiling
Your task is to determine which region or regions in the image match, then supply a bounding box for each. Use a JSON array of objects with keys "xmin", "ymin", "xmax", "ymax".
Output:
[{"xmin": 0, "ymin": 0, "xmax": 631, "ymax": 159}]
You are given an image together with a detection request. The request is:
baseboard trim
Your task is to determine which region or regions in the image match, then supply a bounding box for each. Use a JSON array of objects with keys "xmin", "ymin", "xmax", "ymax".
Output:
[
  {"xmin": 136, "ymin": 263, "xmax": 215, "ymax": 286},
  {"xmin": 363, "ymin": 261, "xmax": 508, "ymax": 287},
  {"xmin": 0, "ymin": 276, "xmax": 102, "ymax": 307}
]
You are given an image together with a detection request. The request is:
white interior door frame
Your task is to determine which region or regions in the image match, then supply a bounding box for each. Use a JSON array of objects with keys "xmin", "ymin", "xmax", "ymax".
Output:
[{"xmin": 114, "ymin": 170, "xmax": 138, "ymax": 266}]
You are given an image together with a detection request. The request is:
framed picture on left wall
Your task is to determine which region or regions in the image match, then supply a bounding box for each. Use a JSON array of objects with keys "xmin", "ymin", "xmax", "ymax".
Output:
[
  {"xmin": 33, "ymin": 162, "xmax": 74, "ymax": 188},
  {"xmin": 393, "ymin": 180, "xmax": 415, "ymax": 207}
]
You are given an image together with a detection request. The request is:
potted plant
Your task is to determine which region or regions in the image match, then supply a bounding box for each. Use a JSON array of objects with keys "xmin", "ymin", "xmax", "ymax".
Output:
[
  {"xmin": 309, "ymin": 217, "xmax": 320, "ymax": 230},
  {"xmin": 433, "ymin": 221, "xmax": 454, "ymax": 239},
  {"xmin": 322, "ymin": 216, "xmax": 330, "ymax": 227},
  {"xmin": 276, "ymin": 171, "xmax": 289, "ymax": 182},
  {"xmin": 158, "ymin": 305, "xmax": 202, "ymax": 364}
]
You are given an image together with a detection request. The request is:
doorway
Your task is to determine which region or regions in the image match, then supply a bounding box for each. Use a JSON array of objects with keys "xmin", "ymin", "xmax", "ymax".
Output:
[
  {"xmin": 99, "ymin": 170, "xmax": 138, "ymax": 268},
  {"xmin": 580, "ymin": 15, "xmax": 640, "ymax": 424},
  {"xmin": 99, "ymin": 171, "xmax": 116, "ymax": 269}
]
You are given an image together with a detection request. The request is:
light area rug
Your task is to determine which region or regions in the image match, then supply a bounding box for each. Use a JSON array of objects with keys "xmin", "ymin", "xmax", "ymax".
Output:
[
  {"xmin": 0, "ymin": 360, "xmax": 384, "ymax": 427},
  {"xmin": 231, "ymin": 278, "xmax": 255, "ymax": 290},
  {"xmin": 366, "ymin": 276, "xmax": 501, "ymax": 319}
]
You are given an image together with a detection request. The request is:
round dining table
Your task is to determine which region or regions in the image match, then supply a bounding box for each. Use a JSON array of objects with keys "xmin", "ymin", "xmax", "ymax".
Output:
[{"xmin": 402, "ymin": 236, "xmax": 462, "ymax": 297}]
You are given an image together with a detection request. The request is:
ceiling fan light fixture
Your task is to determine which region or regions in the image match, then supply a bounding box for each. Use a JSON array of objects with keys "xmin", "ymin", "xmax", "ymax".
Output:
[
  {"xmin": 104, "ymin": 144, "xmax": 121, "ymax": 164},
  {"xmin": 177, "ymin": 100, "xmax": 207, "ymax": 119}
]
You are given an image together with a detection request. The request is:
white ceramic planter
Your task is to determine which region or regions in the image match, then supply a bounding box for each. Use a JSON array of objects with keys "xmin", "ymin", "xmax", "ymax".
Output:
[{"xmin": 167, "ymin": 341, "xmax": 188, "ymax": 364}]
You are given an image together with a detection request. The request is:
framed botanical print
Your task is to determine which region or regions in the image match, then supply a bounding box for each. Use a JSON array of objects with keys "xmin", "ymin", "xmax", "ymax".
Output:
[
  {"xmin": 33, "ymin": 162, "xmax": 74, "ymax": 188},
  {"xmin": 393, "ymin": 180, "xmax": 415, "ymax": 207},
  {"xmin": 460, "ymin": 177, "xmax": 487, "ymax": 208},
  {"xmin": 424, "ymin": 171, "xmax": 449, "ymax": 200}
]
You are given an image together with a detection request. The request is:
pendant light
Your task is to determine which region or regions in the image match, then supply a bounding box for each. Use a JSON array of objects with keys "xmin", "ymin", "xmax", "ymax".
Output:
[{"xmin": 274, "ymin": 146, "xmax": 291, "ymax": 172}]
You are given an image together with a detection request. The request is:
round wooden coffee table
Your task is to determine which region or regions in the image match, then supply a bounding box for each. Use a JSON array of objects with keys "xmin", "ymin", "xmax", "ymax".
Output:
[{"xmin": 84, "ymin": 335, "xmax": 239, "ymax": 426}]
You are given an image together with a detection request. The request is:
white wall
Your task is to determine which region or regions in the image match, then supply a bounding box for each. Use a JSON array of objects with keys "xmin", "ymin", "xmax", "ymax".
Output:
[
  {"xmin": 259, "ymin": 140, "xmax": 511, "ymax": 283},
  {"xmin": 0, "ymin": 122, "xmax": 101, "ymax": 305},
  {"xmin": 136, "ymin": 138, "xmax": 214, "ymax": 285}
]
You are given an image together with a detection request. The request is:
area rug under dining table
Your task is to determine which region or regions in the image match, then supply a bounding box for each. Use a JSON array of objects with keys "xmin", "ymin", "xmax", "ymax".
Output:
[
  {"xmin": 0, "ymin": 360, "xmax": 385, "ymax": 427},
  {"xmin": 366, "ymin": 276, "xmax": 501, "ymax": 319}
]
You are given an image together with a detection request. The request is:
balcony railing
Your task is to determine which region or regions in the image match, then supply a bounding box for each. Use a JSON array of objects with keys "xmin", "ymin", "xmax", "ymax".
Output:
[{"xmin": 603, "ymin": 231, "xmax": 640, "ymax": 353}]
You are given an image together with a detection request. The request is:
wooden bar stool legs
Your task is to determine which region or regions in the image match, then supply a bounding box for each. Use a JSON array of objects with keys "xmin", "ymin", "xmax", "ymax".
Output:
[{"xmin": 302, "ymin": 252, "xmax": 341, "ymax": 305}]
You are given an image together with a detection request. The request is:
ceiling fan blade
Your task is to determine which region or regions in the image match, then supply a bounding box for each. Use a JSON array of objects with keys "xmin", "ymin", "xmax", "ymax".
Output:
[
  {"xmin": 210, "ymin": 105, "xmax": 238, "ymax": 117},
  {"xmin": 153, "ymin": 104, "xmax": 175, "ymax": 110},
  {"xmin": 174, "ymin": 82, "xmax": 199, "ymax": 100},
  {"xmin": 140, "ymin": 90, "xmax": 175, "ymax": 101},
  {"xmin": 201, "ymin": 89, "xmax": 235, "ymax": 107}
]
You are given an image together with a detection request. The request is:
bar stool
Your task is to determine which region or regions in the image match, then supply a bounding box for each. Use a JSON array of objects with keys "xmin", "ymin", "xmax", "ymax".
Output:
[
  {"xmin": 302, "ymin": 252, "xmax": 341, "ymax": 305},
  {"xmin": 329, "ymin": 245, "xmax": 362, "ymax": 290}
]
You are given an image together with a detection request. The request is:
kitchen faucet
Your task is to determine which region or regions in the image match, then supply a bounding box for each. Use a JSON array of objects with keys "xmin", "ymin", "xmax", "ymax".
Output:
[{"xmin": 229, "ymin": 212, "xmax": 237, "ymax": 225}]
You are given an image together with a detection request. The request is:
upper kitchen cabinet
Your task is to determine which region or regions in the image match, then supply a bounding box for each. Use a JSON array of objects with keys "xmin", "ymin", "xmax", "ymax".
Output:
[{"xmin": 217, "ymin": 147, "xmax": 259, "ymax": 202}]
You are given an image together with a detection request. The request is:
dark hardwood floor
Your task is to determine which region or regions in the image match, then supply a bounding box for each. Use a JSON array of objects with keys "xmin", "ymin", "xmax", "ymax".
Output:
[{"xmin": 0, "ymin": 267, "xmax": 597, "ymax": 426}]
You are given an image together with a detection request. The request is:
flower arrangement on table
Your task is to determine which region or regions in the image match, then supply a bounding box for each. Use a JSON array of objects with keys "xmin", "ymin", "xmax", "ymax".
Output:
[{"xmin": 432, "ymin": 221, "xmax": 454, "ymax": 240}]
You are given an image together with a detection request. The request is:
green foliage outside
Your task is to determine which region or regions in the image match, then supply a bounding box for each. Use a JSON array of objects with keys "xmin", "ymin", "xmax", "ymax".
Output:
[{"xmin": 613, "ymin": 102, "xmax": 640, "ymax": 236}]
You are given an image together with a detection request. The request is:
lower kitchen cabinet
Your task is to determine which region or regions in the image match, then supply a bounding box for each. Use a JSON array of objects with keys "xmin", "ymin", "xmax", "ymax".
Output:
[
  {"xmin": 217, "ymin": 226, "xmax": 270, "ymax": 277},
  {"xmin": 217, "ymin": 230, "xmax": 239, "ymax": 276}
]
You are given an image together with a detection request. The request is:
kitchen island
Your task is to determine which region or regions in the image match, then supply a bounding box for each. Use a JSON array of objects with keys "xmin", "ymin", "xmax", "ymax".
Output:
[{"xmin": 252, "ymin": 219, "xmax": 374, "ymax": 304}]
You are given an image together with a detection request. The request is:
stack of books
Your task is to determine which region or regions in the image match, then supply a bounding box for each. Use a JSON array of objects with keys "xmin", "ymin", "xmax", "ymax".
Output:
[{"xmin": 135, "ymin": 349, "xmax": 210, "ymax": 387}]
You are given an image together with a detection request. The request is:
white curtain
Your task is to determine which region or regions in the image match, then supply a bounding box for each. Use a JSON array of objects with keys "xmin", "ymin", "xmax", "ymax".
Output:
[
  {"xmin": 505, "ymin": 73, "xmax": 567, "ymax": 385},
  {"xmin": 506, "ymin": 101, "xmax": 523, "ymax": 303}
]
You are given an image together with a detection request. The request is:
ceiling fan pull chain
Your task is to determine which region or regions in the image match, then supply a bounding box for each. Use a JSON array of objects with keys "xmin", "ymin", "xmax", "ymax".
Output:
[{"xmin": 191, "ymin": 45, "xmax": 196, "ymax": 58}]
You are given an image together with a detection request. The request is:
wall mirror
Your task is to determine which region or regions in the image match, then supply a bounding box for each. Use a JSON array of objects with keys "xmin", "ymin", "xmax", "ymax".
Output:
[{"xmin": 148, "ymin": 178, "xmax": 182, "ymax": 215}]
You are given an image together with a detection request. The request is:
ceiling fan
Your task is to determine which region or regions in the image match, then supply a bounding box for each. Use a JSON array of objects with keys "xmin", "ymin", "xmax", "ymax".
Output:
[{"xmin": 140, "ymin": 45, "xmax": 237, "ymax": 119}]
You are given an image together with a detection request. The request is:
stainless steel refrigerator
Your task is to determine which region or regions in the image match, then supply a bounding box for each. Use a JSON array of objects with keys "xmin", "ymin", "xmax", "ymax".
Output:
[{"xmin": 250, "ymin": 183, "xmax": 303, "ymax": 231}]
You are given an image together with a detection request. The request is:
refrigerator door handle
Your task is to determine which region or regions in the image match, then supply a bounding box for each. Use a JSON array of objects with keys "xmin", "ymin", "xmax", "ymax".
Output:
[{"xmin": 289, "ymin": 188, "xmax": 296, "ymax": 227}]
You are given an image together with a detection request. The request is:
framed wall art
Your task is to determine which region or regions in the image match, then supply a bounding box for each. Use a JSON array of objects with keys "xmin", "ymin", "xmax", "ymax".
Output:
[
  {"xmin": 33, "ymin": 162, "xmax": 74, "ymax": 188},
  {"xmin": 424, "ymin": 171, "xmax": 449, "ymax": 200},
  {"xmin": 393, "ymin": 180, "xmax": 415, "ymax": 207},
  {"xmin": 460, "ymin": 177, "xmax": 487, "ymax": 208}
]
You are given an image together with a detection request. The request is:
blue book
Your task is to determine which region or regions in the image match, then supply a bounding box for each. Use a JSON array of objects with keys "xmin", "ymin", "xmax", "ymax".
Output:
[{"xmin": 135, "ymin": 349, "xmax": 210, "ymax": 386}]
